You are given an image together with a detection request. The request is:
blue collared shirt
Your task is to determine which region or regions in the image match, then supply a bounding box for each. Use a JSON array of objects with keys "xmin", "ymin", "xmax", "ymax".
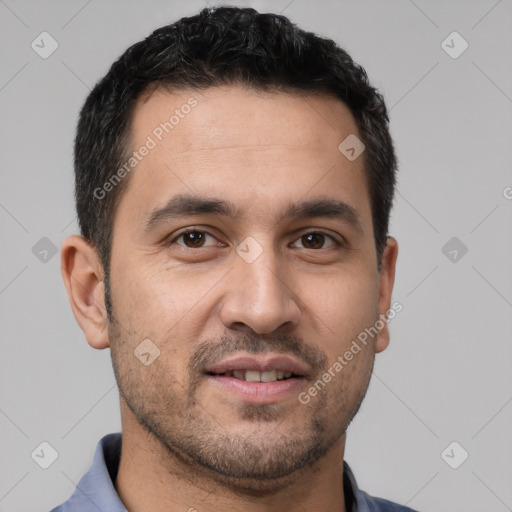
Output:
[{"xmin": 49, "ymin": 433, "xmax": 419, "ymax": 512}]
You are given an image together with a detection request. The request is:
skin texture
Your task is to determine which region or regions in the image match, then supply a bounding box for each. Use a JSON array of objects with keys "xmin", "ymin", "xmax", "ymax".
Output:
[{"xmin": 61, "ymin": 84, "xmax": 398, "ymax": 512}]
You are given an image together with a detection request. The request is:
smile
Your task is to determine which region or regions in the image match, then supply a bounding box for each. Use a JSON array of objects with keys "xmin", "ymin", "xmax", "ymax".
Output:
[
  {"xmin": 209, "ymin": 369, "xmax": 296, "ymax": 382},
  {"xmin": 204, "ymin": 354, "xmax": 308, "ymax": 403}
]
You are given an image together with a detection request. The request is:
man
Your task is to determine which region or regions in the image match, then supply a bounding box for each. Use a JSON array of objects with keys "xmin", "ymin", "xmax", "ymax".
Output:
[{"xmin": 53, "ymin": 6, "xmax": 412, "ymax": 511}]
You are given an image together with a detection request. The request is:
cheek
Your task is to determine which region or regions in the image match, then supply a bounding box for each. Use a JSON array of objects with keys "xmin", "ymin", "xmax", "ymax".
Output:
[
  {"xmin": 301, "ymin": 270, "xmax": 379, "ymax": 351},
  {"xmin": 109, "ymin": 259, "xmax": 222, "ymax": 365},
  {"xmin": 110, "ymin": 255, "xmax": 185, "ymax": 329}
]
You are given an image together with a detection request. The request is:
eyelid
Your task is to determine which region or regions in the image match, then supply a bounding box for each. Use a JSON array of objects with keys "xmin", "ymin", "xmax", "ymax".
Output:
[
  {"xmin": 290, "ymin": 230, "xmax": 343, "ymax": 249},
  {"xmin": 164, "ymin": 227, "xmax": 345, "ymax": 249},
  {"xmin": 164, "ymin": 227, "xmax": 223, "ymax": 248}
]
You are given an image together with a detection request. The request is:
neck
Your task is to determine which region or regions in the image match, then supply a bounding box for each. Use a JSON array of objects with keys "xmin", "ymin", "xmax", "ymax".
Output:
[{"xmin": 115, "ymin": 403, "xmax": 348, "ymax": 512}]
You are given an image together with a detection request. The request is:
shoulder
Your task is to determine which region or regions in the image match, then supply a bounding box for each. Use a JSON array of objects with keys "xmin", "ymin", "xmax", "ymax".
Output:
[
  {"xmin": 344, "ymin": 461, "xmax": 420, "ymax": 512},
  {"xmin": 357, "ymin": 490, "xmax": 420, "ymax": 512},
  {"xmin": 47, "ymin": 433, "xmax": 125, "ymax": 512}
]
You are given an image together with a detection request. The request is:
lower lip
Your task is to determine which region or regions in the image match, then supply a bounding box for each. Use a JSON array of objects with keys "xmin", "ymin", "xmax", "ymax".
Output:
[{"xmin": 207, "ymin": 375, "xmax": 304, "ymax": 404}]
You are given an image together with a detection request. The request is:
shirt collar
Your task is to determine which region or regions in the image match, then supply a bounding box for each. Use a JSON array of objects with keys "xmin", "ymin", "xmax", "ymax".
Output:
[
  {"xmin": 51, "ymin": 432, "xmax": 127, "ymax": 512},
  {"xmin": 51, "ymin": 432, "xmax": 399, "ymax": 512}
]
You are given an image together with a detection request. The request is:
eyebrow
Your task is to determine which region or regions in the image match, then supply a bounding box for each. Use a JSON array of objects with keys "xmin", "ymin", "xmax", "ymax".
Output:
[{"xmin": 142, "ymin": 193, "xmax": 363, "ymax": 235}]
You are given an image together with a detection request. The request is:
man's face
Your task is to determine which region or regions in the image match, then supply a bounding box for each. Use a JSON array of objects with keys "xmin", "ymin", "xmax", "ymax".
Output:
[{"xmin": 107, "ymin": 85, "xmax": 394, "ymax": 491}]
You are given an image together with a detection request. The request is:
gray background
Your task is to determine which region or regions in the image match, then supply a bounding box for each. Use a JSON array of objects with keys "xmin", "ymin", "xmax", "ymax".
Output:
[{"xmin": 1, "ymin": 0, "xmax": 511, "ymax": 511}]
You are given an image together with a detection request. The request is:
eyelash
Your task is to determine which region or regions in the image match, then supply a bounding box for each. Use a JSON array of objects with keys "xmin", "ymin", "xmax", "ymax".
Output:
[{"xmin": 163, "ymin": 228, "xmax": 344, "ymax": 250}]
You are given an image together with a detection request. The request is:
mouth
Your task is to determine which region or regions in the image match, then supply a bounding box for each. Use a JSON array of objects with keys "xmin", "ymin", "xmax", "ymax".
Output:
[
  {"xmin": 204, "ymin": 355, "xmax": 309, "ymax": 404},
  {"xmin": 207, "ymin": 369, "xmax": 298, "ymax": 382}
]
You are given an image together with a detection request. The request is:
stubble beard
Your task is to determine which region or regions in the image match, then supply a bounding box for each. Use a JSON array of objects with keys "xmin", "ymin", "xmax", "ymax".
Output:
[{"xmin": 108, "ymin": 314, "xmax": 375, "ymax": 495}]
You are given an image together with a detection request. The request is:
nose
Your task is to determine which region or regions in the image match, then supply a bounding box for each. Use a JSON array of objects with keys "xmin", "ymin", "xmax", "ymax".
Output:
[{"xmin": 219, "ymin": 245, "xmax": 301, "ymax": 335}]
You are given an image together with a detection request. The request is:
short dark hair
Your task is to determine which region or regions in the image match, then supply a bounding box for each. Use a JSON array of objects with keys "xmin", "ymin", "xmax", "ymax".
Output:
[{"xmin": 75, "ymin": 6, "xmax": 397, "ymax": 309}]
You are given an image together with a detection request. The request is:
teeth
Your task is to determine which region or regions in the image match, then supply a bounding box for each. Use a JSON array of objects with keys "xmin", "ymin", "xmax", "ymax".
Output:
[
  {"xmin": 245, "ymin": 370, "xmax": 261, "ymax": 382},
  {"xmin": 225, "ymin": 370, "xmax": 294, "ymax": 382},
  {"xmin": 233, "ymin": 370, "xmax": 245, "ymax": 380},
  {"xmin": 261, "ymin": 370, "xmax": 277, "ymax": 382}
]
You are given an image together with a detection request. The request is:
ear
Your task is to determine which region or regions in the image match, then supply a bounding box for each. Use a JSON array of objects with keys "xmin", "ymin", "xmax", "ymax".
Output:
[
  {"xmin": 375, "ymin": 236, "xmax": 398, "ymax": 353},
  {"xmin": 61, "ymin": 235, "xmax": 110, "ymax": 349}
]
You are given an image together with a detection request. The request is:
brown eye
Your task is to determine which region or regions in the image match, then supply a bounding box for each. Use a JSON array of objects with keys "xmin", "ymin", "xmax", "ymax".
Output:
[
  {"xmin": 291, "ymin": 232, "xmax": 338, "ymax": 250},
  {"xmin": 171, "ymin": 230, "xmax": 219, "ymax": 249},
  {"xmin": 181, "ymin": 231, "xmax": 205, "ymax": 248}
]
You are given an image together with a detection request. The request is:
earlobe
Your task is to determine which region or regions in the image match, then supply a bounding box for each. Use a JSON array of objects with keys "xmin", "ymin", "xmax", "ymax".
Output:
[
  {"xmin": 375, "ymin": 236, "xmax": 399, "ymax": 354},
  {"xmin": 61, "ymin": 235, "xmax": 110, "ymax": 349}
]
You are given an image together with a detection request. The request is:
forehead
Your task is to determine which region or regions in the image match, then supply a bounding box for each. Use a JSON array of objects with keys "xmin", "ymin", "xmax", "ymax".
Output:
[
  {"xmin": 116, "ymin": 84, "xmax": 371, "ymax": 232},
  {"xmin": 131, "ymin": 85, "xmax": 360, "ymax": 158}
]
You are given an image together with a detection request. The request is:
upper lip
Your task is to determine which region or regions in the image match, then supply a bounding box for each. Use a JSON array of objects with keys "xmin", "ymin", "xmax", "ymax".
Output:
[{"xmin": 206, "ymin": 354, "xmax": 310, "ymax": 377}]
